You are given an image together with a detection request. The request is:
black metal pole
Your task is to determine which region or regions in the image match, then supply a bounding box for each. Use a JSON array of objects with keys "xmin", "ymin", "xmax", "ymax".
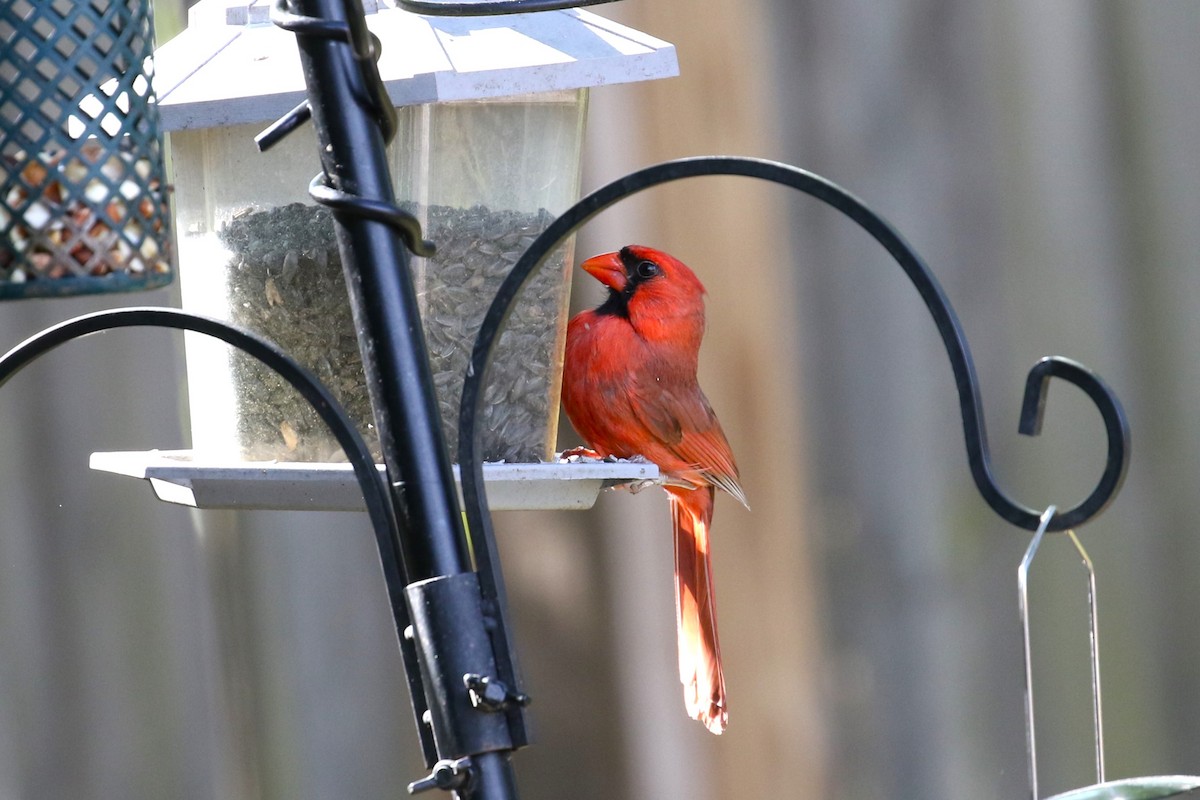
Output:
[
  {"xmin": 280, "ymin": 0, "xmax": 523, "ymax": 795},
  {"xmin": 469, "ymin": 753, "xmax": 520, "ymax": 798},
  {"xmin": 289, "ymin": 0, "xmax": 466, "ymax": 581}
]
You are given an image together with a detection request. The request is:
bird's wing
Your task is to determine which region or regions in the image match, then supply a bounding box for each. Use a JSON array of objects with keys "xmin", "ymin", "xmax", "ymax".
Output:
[{"xmin": 628, "ymin": 370, "xmax": 748, "ymax": 508}]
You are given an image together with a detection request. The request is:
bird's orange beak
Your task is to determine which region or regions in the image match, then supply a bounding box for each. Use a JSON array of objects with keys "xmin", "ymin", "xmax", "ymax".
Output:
[{"xmin": 581, "ymin": 252, "xmax": 627, "ymax": 292}]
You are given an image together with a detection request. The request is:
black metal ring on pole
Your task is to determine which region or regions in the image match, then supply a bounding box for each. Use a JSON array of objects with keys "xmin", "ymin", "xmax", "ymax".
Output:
[
  {"xmin": 458, "ymin": 156, "xmax": 1131, "ymax": 545},
  {"xmin": 0, "ymin": 306, "xmax": 438, "ymax": 765},
  {"xmin": 308, "ymin": 175, "xmax": 436, "ymax": 258}
]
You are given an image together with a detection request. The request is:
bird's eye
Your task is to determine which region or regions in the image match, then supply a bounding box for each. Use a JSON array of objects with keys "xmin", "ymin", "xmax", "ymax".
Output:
[{"xmin": 636, "ymin": 261, "xmax": 660, "ymax": 279}]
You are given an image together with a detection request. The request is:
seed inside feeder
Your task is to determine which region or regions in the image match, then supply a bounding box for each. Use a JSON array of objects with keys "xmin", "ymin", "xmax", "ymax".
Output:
[{"xmin": 218, "ymin": 202, "xmax": 568, "ymax": 463}]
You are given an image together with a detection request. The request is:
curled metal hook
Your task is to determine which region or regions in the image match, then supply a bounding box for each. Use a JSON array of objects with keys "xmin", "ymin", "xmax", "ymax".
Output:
[
  {"xmin": 0, "ymin": 307, "xmax": 400, "ymax": 570},
  {"xmin": 0, "ymin": 307, "xmax": 438, "ymax": 765},
  {"xmin": 457, "ymin": 155, "xmax": 1130, "ymax": 583}
]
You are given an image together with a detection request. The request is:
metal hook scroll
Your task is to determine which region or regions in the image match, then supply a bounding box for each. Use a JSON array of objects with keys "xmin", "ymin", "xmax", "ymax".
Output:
[
  {"xmin": 456, "ymin": 156, "xmax": 1132, "ymax": 594},
  {"xmin": 1019, "ymin": 507, "xmax": 1106, "ymax": 800},
  {"xmin": 0, "ymin": 309, "xmax": 399, "ymax": 547},
  {"xmin": 0, "ymin": 307, "xmax": 438, "ymax": 767}
]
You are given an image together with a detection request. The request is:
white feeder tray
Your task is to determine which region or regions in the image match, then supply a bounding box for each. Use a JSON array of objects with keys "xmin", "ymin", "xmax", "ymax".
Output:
[{"xmin": 89, "ymin": 450, "xmax": 659, "ymax": 512}]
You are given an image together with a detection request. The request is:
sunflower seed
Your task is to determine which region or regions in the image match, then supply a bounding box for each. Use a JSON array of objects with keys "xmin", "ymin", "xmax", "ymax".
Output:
[{"xmin": 214, "ymin": 202, "xmax": 571, "ymax": 463}]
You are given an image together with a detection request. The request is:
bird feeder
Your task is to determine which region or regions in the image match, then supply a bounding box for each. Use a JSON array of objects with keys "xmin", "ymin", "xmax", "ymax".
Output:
[
  {"xmin": 0, "ymin": 0, "xmax": 173, "ymax": 299},
  {"xmin": 155, "ymin": 0, "xmax": 676, "ymax": 464}
]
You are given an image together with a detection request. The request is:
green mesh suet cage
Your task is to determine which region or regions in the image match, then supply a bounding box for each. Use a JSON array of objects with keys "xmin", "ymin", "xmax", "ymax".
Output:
[{"xmin": 0, "ymin": 0, "xmax": 172, "ymax": 299}]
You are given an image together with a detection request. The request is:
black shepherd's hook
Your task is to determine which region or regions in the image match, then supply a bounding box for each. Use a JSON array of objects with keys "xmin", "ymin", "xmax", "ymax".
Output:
[
  {"xmin": 458, "ymin": 156, "xmax": 1130, "ymax": 587},
  {"xmin": 0, "ymin": 307, "xmax": 438, "ymax": 767},
  {"xmin": 0, "ymin": 308, "xmax": 397, "ymax": 540}
]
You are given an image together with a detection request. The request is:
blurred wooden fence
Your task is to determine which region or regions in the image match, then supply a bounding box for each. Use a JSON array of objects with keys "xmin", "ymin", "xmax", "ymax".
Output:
[{"xmin": 0, "ymin": 2, "xmax": 1197, "ymax": 799}]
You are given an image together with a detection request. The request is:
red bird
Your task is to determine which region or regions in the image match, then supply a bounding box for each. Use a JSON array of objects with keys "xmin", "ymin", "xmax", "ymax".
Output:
[{"xmin": 561, "ymin": 245, "xmax": 747, "ymax": 735}]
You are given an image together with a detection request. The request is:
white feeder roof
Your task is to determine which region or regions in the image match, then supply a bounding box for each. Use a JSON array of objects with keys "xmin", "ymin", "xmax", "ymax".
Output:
[{"xmin": 153, "ymin": 0, "xmax": 678, "ymax": 132}]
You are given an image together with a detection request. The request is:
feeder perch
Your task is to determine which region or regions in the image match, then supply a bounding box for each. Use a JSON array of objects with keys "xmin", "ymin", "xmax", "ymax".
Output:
[
  {"xmin": 0, "ymin": 0, "xmax": 173, "ymax": 298},
  {"xmin": 89, "ymin": 448, "xmax": 660, "ymax": 511},
  {"xmin": 154, "ymin": 0, "xmax": 677, "ymax": 466}
]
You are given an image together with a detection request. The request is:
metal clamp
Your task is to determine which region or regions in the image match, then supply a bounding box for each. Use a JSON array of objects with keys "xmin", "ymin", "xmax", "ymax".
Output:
[
  {"xmin": 464, "ymin": 674, "xmax": 531, "ymax": 713},
  {"xmin": 409, "ymin": 757, "xmax": 472, "ymax": 795}
]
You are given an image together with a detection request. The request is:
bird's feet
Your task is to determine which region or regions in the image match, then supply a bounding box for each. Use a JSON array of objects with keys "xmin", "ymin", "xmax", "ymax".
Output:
[
  {"xmin": 559, "ymin": 451, "xmax": 690, "ymax": 493},
  {"xmin": 558, "ymin": 447, "xmax": 602, "ymax": 462},
  {"xmin": 614, "ymin": 474, "xmax": 698, "ymax": 494},
  {"xmin": 619, "ymin": 478, "xmax": 661, "ymax": 494}
]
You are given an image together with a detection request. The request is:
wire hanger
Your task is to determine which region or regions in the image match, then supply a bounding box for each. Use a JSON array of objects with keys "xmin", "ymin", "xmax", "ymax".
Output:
[{"xmin": 1020, "ymin": 507, "xmax": 1200, "ymax": 800}]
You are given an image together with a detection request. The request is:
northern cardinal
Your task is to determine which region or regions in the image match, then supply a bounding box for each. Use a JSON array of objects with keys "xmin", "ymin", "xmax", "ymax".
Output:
[{"xmin": 561, "ymin": 245, "xmax": 747, "ymax": 735}]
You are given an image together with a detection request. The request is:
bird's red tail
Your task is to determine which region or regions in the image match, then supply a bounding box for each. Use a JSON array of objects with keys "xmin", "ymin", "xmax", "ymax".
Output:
[{"xmin": 668, "ymin": 485, "xmax": 727, "ymax": 734}]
